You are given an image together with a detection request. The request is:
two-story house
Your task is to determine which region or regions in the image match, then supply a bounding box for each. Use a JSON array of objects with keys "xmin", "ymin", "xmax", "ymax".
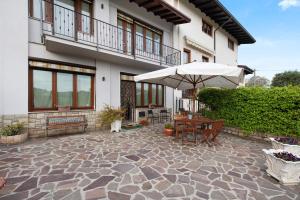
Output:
[{"xmin": 0, "ymin": 0, "xmax": 255, "ymax": 137}]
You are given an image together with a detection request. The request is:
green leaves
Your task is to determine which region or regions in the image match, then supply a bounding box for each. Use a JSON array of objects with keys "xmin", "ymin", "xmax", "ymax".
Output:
[
  {"xmin": 0, "ymin": 123, "xmax": 24, "ymax": 136},
  {"xmin": 198, "ymin": 86, "xmax": 300, "ymax": 136}
]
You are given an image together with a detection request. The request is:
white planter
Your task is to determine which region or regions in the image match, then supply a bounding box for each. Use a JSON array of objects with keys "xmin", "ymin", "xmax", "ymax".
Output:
[
  {"xmin": 111, "ymin": 120, "xmax": 122, "ymax": 133},
  {"xmin": 270, "ymin": 138, "xmax": 300, "ymax": 157},
  {"xmin": 263, "ymin": 149, "xmax": 300, "ymax": 185}
]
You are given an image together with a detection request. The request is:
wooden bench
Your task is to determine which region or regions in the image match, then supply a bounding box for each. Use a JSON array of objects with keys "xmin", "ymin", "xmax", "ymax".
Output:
[{"xmin": 46, "ymin": 115, "xmax": 88, "ymax": 137}]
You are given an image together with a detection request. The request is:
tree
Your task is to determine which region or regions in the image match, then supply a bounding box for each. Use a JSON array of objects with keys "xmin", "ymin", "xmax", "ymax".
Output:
[
  {"xmin": 246, "ymin": 76, "xmax": 270, "ymax": 87},
  {"xmin": 271, "ymin": 71, "xmax": 300, "ymax": 87}
]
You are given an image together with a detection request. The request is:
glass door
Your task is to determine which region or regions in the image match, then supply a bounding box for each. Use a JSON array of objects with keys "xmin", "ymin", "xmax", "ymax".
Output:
[{"xmin": 54, "ymin": 0, "xmax": 75, "ymax": 38}]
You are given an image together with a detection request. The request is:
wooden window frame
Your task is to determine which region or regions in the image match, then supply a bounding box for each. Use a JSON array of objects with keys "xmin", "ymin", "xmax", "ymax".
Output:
[
  {"xmin": 202, "ymin": 20, "xmax": 213, "ymax": 37},
  {"xmin": 183, "ymin": 48, "xmax": 191, "ymax": 64},
  {"xmin": 135, "ymin": 82, "xmax": 164, "ymax": 108},
  {"xmin": 202, "ymin": 56, "xmax": 209, "ymax": 63},
  {"xmin": 228, "ymin": 38, "xmax": 235, "ymax": 51},
  {"xmin": 29, "ymin": 67, "xmax": 95, "ymax": 112}
]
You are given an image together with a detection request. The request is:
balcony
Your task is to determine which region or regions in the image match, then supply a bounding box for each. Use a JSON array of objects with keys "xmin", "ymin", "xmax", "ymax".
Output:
[{"xmin": 38, "ymin": 1, "xmax": 181, "ymax": 67}]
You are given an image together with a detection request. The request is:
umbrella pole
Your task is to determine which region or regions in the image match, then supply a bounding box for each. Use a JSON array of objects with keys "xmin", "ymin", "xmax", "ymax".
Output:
[{"xmin": 192, "ymin": 86, "xmax": 196, "ymax": 114}]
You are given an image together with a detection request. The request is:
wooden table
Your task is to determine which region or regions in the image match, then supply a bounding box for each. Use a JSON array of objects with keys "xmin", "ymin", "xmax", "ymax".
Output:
[{"xmin": 174, "ymin": 116, "xmax": 213, "ymax": 144}]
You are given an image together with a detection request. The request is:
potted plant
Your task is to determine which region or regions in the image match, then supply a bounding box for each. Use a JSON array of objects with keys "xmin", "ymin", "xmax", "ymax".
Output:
[
  {"xmin": 0, "ymin": 123, "xmax": 27, "ymax": 144},
  {"xmin": 263, "ymin": 149, "xmax": 300, "ymax": 185},
  {"xmin": 164, "ymin": 124, "xmax": 173, "ymax": 136},
  {"xmin": 99, "ymin": 105, "xmax": 125, "ymax": 132},
  {"xmin": 269, "ymin": 137, "xmax": 300, "ymax": 157}
]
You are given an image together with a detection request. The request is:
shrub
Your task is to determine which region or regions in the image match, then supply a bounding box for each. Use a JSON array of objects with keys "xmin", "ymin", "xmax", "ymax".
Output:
[
  {"xmin": 0, "ymin": 123, "xmax": 24, "ymax": 136},
  {"xmin": 198, "ymin": 86, "xmax": 300, "ymax": 137},
  {"xmin": 99, "ymin": 105, "xmax": 125, "ymax": 126},
  {"xmin": 272, "ymin": 71, "xmax": 300, "ymax": 87}
]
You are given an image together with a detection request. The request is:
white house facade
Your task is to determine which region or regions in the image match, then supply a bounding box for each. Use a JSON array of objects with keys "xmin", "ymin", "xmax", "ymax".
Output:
[{"xmin": 0, "ymin": 0, "xmax": 255, "ymax": 137}]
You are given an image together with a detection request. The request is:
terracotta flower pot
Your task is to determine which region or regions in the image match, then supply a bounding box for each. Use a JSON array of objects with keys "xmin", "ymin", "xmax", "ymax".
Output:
[{"xmin": 164, "ymin": 128, "xmax": 173, "ymax": 136}]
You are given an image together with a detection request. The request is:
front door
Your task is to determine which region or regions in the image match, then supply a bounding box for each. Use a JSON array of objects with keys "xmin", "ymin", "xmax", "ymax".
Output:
[{"xmin": 120, "ymin": 80, "xmax": 135, "ymax": 122}]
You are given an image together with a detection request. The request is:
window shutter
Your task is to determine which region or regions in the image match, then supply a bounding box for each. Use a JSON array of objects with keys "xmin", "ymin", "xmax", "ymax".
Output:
[{"xmin": 45, "ymin": 0, "xmax": 53, "ymax": 23}]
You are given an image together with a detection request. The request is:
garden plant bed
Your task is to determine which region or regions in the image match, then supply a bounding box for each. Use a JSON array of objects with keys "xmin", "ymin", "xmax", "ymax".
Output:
[{"xmin": 263, "ymin": 149, "xmax": 300, "ymax": 185}]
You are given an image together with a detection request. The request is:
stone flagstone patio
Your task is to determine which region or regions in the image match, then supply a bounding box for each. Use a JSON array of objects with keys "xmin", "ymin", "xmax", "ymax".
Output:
[{"xmin": 0, "ymin": 125, "xmax": 299, "ymax": 200}]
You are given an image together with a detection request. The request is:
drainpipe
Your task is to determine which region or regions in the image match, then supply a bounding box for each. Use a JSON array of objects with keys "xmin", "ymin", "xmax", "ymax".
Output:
[{"xmin": 213, "ymin": 17, "xmax": 232, "ymax": 63}]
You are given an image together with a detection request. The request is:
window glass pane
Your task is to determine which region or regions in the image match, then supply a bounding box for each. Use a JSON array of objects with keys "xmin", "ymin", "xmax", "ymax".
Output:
[
  {"xmin": 54, "ymin": 0, "xmax": 75, "ymax": 37},
  {"xmin": 57, "ymin": 73, "xmax": 73, "ymax": 107},
  {"xmin": 32, "ymin": 0, "xmax": 43, "ymax": 18},
  {"xmin": 136, "ymin": 25, "xmax": 143, "ymax": 51},
  {"xmin": 77, "ymin": 75, "xmax": 91, "ymax": 107},
  {"xmin": 183, "ymin": 52, "xmax": 188, "ymax": 64},
  {"xmin": 146, "ymin": 30, "xmax": 153, "ymax": 53},
  {"xmin": 143, "ymin": 83, "xmax": 149, "ymax": 106},
  {"xmin": 33, "ymin": 70, "xmax": 52, "ymax": 108},
  {"xmin": 136, "ymin": 83, "xmax": 141, "ymax": 106},
  {"xmin": 158, "ymin": 85, "xmax": 163, "ymax": 105},
  {"xmin": 117, "ymin": 19, "xmax": 124, "ymax": 51},
  {"xmin": 152, "ymin": 85, "xmax": 157, "ymax": 105},
  {"xmin": 154, "ymin": 33, "xmax": 160, "ymax": 55},
  {"xmin": 81, "ymin": 1, "xmax": 91, "ymax": 33}
]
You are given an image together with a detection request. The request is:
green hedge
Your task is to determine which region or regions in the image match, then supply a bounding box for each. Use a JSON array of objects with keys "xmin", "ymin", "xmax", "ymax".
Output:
[{"xmin": 197, "ymin": 86, "xmax": 300, "ymax": 137}]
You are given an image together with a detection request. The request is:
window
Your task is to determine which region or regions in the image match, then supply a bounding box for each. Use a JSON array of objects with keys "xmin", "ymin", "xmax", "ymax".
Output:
[
  {"xmin": 81, "ymin": 0, "xmax": 93, "ymax": 33},
  {"xmin": 117, "ymin": 12, "xmax": 162, "ymax": 55},
  {"xmin": 57, "ymin": 73, "xmax": 73, "ymax": 107},
  {"xmin": 202, "ymin": 56, "xmax": 209, "ymax": 62},
  {"xmin": 183, "ymin": 49, "xmax": 191, "ymax": 64},
  {"xmin": 33, "ymin": 70, "xmax": 53, "ymax": 108},
  {"xmin": 29, "ymin": 68, "xmax": 94, "ymax": 111},
  {"xmin": 29, "ymin": 0, "xmax": 93, "ymax": 34},
  {"xmin": 136, "ymin": 83, "xmax": 164, "ymax": 107},
  {"xmin": 228, "ymin": 38, "xmax": 234, "ymax": 51},
  {"xmin": 202, "ymin": 20, "xmax": 212, "ymax": 36}
]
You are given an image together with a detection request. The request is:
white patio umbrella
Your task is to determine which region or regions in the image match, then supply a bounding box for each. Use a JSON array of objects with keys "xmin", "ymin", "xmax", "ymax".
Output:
[{"xmin": 134, "ymin": 62, "xmax": 243, "ymax": 112}]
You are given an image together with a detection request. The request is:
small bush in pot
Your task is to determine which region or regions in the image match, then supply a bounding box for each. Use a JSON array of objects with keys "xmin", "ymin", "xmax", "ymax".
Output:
[
  {"xmin": 0, "ymin": 123, "xmax": 27, "ymax": 144},
  {"xmin": 0, "ymin": 123, "xmax": 24, "ymax": 136},
  {"xmin": 164, "ymin": 123, "xmax": 173, "ymax": 136},
  {"xmin": 99, "ymin": 105, "xmax": 125, "ymax": 132}
]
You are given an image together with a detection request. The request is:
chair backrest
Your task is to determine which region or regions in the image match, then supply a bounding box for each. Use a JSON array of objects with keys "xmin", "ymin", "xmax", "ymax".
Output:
[
  {"xmin": 148, "ymin": 110, "xmax": 153, "ymax": 115},
  {"xmin": 160, "ymin": 109, "xmax": 167, "ymax": 113},
  {"xmin": 212, "ymin": 120, "xmax": 224, "ymax": 133}
]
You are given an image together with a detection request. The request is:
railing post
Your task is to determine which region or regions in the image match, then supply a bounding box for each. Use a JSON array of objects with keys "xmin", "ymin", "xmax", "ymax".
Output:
[
  {"xmin": 96, "ymin": 20, "xmax": 99, "ymax": 51},
  {"xmin": 40, "ymin": 0, "xmax": 44, "ymax": 42},
  {"xmin": 132, "ymin": 23, "xmax": 136, "ymax": 58}
]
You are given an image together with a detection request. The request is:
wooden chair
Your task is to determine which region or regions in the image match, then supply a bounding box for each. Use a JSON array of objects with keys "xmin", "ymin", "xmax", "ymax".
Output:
[
  {"xmin": 200, "ymin": 122, "xmax": 212, "ymax": 146},
  {"xmin": 200, "ymin": 120, "xmax": 224, "ymax": 146},
  {"xmin": 181, "ymin": 121, "xmax": 198, "ymax": 146},
  {"xmin": 210, "ymin": 120, "xmax": 224, "ymax": 145},
  {"xmin": 175, "ymin": 120, "xmax": 186, "ymax": 140}
]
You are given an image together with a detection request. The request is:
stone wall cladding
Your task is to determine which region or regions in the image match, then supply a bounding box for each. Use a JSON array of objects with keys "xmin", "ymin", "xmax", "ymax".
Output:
[
  {"xmin": 28, "ymin": 110, "xmax": 98, "ymax": 138},
  {"xmin": 0, "ymin": 114, "xmax": 29, "ymax": 135},
  {"xmin": 223, "ymin": 127, "xmax": 272, "ymax": 142}
]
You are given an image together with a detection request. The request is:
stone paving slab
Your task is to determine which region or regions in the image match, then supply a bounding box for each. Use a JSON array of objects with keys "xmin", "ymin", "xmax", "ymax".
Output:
[{"xmin": 0, "ymin": 124, "xmax": 299, "ymax": 200}]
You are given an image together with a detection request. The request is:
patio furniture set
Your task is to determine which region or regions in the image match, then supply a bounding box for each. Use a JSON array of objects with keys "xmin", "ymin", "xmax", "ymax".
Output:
[{"xmin": 173, "ymin": 114, "xmax": 224, "ymax": 146}]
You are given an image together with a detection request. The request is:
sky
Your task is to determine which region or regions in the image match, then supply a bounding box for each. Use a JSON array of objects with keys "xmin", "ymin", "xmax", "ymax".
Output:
[{"xmin": 219, "ymin": 0, "xmax": 300, "ymax": 80}]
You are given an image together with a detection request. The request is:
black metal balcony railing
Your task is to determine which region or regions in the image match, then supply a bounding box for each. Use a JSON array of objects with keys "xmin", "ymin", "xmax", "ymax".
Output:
[{"xmin": 38, "ymin": 1, "xmax": 181, "ymax": 66}]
